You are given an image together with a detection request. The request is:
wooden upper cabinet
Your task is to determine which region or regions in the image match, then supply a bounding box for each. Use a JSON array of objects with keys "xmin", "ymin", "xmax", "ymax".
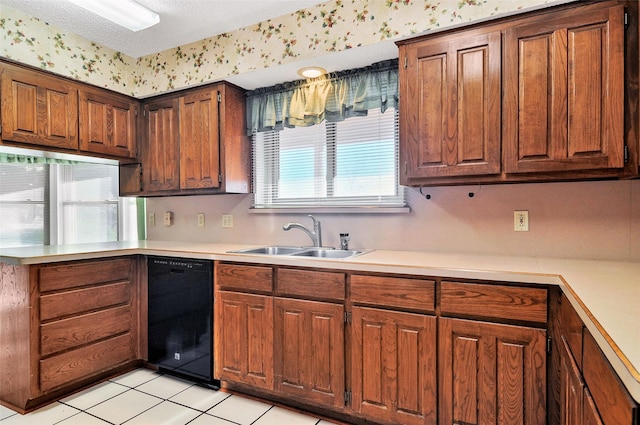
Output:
[
  {"xmin": 399, "ymin": 30, "xmax": 501, "ymax": 183},
  {"xmin": 139, "ymin": 82, "xmax": 249, "ymax": 195},
  {"xmin": 1, "ymin": 64, "xmax": 78, "ymax": 150},
  {"xmin": 142, "ymin": 97, "xmax": 180, "ymax": 192},
  {"xmin": 79, "ymin": 88, "xmax": 138, "ymax": 159},
  {"xmin": 503, "ymin": 5, "xmax": 625, "ymax": 174},
  {"xmin": 179, "ymin": 87, "xmax": 220, "ymax": 189}
]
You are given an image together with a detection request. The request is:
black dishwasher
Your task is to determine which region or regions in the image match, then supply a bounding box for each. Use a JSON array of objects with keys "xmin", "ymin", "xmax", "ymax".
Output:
[{"xmin": 147, "ymin": 256, "xmax": 217, "ymax": 387}]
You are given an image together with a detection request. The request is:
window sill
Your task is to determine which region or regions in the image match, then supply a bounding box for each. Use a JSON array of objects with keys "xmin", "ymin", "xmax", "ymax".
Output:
[{"xmin": 249, "ymin": 206, "xmax": 411, "ymax": 214}]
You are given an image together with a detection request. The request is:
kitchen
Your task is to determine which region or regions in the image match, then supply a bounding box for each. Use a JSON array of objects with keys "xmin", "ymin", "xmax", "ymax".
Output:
[{"xmin": 0, "ymin": 0, "xmax": 639, "ymax": 424}]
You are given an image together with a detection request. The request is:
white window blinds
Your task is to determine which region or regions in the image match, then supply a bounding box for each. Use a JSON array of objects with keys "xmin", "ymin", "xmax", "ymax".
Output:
[{"xmin": 253, "ymin": 107, "xmax": 405, "ymax": 209}]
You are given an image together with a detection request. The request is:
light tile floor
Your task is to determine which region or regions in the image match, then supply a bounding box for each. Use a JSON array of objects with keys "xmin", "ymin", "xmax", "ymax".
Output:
[{"xmin": 0, "ymin": 369, "xmax": 342, "ymax": 425}]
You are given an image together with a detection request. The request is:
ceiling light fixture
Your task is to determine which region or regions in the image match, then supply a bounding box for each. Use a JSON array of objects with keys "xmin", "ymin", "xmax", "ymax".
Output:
[
  {"xmin": 68, "ymin": 0, "xmax": 160, "ymax": 32},
  {"xmin": 298, "ymin": 67, "xmax": 327, "ymax": 79}
]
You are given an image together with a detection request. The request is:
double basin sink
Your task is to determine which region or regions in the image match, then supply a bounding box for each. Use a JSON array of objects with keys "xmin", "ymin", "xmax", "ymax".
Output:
[{"xmin": 228, "ymin": 246, "xmax": 369, "ymax": 259}]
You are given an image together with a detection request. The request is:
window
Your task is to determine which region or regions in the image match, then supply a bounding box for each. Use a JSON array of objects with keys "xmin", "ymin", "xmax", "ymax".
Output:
[
  {"xmin": 0, "ymin": 162, "xmax": 47, "ymax": 247},
  {"xmin": 253, "ymin": 107, "xmax": 405, "ymax": 209},
  {"xmin": 0, "ymin": 154, "xmax": 139, "ymax": 248}
]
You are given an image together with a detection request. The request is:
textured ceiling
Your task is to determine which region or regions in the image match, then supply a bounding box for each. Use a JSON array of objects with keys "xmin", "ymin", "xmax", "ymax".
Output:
[{"xmin": 0, "ymin": 0, "xmax": 328, "ymax": 58}]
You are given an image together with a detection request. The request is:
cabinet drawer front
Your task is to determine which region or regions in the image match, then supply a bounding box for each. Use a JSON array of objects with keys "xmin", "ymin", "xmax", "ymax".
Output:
[
  {"xmin": 40, "ymin": 333, "xmax": 134, "ymax": 392},
  {"xmin": 40, "ymin": 305, "xmax": 132, "ymax": 357},
  {"xmin": 216, "ymin": 263, "xmax": 273, "ymax": 292},
  {"xmin": 40, "ymin": 281, "xmax": 130, "ymax": 321},
  {"xmin": 39, "ymin": 258, "xmax": 133, "ymax": 292},
  {"xmin": 277, "ymin": 268, "xmax": 345, "ymax": 301},
  {"xmin": 441, "ymin": 281, "xmax": 547, "ymax": 324},
  {"xmin": 351, "ymin": 274, "xmax": 436, "ymax": 313}
]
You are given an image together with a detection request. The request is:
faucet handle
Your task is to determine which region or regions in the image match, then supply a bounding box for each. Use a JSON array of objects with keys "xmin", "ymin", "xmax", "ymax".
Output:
[{"xmin": 308, "ymin": 215, "xmax": 322, "ymax": 247}]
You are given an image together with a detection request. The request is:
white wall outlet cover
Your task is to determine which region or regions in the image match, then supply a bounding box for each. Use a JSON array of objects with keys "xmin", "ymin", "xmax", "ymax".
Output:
[
  {"xmin": 514, "ymin": 210, "xmax": 529, "ymax": 232},
  {"xmin": 197, "ymin": 213, "xmax": 205, "ymax": 227},
  {"xmin": 164, "ymin": 211, "xmax": 173, "ymax": 226},
  {"xmin": 222, "ymin": 214, "xmax": 234, "ymax": 228}
]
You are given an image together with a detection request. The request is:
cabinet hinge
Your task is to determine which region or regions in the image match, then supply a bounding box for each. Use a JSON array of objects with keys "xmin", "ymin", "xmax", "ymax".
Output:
[
  {"xmin": 624, "ymin": 11, "xmax": 629, "ymax": 29},
  {"xmin": 624, "ymin": 145, "xmax": 629, "ymax": 163},
  {"xmin": 404, "ymin": 56, "xmax": 408, "ymax": 69},
  {"xmin": 218, "ymin": 174, "xmax": 223, "ymax": 183},
  {"xmin": 547, "ymin": 337, "xmax": 552, "ymax": 355},
  {"xmin": 217, "ymin": 92, "xmax": 222, "ymax": 103},
  {"xmin": 344, "ymin": 311, "xmax": 352, "ymax": 324},
  {"xmin": 344, "ymin": 390, "xmax": 352, "ymax": 406},
  {"xmin": 0, "ymin": 124, "xmax": 2, "ymax": 134}
]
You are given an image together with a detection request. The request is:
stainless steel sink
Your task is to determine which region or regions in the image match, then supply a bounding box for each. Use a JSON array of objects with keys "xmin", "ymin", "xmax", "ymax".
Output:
[
  {"xmin": 228, "ymin": 246, "xmax": 305, "ymax": 255},
  {"xmin": 227, "ymin": 246, "xmax": 370, "ymax": 259},
  {"xmin": 291, "ymin": 248, "xmax": 365, "ymax": 258}
]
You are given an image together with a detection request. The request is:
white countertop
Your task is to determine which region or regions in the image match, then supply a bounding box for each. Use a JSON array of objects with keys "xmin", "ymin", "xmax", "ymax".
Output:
[{"xmin": 2, "ymin": 240, "xmax": 639, "ymax": 402}]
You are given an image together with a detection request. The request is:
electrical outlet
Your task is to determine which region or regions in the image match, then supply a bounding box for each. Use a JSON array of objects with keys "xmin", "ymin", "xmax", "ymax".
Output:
[
  {"xmin": 148, "ymin": 213, "xmax": 155, "ymax": 227},
  {"xmin": 197, "ymin": 213, "xmax": 205, "ymax": 227},
  {"xmin": 164, "ymin": 211, "xmax": 173, "ymax": 226},
  {"xmin": 514, "ymin": 210, "xmax": 529, "ymax": 232},
  {"xmin": 222, "ymin": 214, "xmax": 234, "ymax": 228}
]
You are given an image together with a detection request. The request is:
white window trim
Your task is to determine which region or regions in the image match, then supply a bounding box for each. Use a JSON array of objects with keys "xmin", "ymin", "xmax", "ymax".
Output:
[{"xmin": 251, "ymin": 108, "xmax": 408, "ymax": 213}]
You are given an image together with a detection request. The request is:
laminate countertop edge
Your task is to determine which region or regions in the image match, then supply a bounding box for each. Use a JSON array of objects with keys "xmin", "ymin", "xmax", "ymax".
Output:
[{"xmin": 1, "ymin": 240, "xmax": 639, "ymax": 402}]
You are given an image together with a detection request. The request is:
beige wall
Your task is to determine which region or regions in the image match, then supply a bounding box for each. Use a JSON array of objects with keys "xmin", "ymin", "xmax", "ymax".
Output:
[{"xmin": 146, "ymin": 179, "xmax": 640, "ymax": 262}]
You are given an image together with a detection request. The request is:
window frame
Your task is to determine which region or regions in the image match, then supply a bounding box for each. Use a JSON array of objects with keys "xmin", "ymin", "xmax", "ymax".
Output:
[
  {"xmin": 0, "ymin": 146, "xmax": 140, "ymax": 248},
  {"xmin": 251, "ymin": 107, "xmax": 408, "ymax": 213}
]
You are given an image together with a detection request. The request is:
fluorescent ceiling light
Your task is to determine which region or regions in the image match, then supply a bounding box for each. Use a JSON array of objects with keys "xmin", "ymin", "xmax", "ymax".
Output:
[{"xmin": 68, "ymin": 0, "xmax": 160, "ymax": 32}]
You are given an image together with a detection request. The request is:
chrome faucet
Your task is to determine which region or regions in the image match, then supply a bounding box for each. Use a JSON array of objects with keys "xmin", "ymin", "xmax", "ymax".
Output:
[{"xmin": 283, "ymin": 215, "xmax": 322, "ymax": 247}]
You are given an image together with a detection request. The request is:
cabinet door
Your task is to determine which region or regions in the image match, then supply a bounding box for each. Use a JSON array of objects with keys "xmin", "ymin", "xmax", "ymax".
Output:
[
  {"xmin": 399, "ymin": 30, "xmax": 501, "ymax": 182},
  {"xmin": 79, "ymin": 89, "xmax": 137, "ymax": 159},
  {"xmin": 143, "ymin": 98, "xmax": 180, "ymax": 192},
  {"xmin": 560, "ymin": 337, "xmax": 584, "ymax": 425},
  {"xmin": 274, "ymin": 298, "xmax": 344, "ymax": 407},
  {"xmin": 179, "ymin": 88, "xmax": 220, "ymax": 189},
  {"xmin": 1, "ymin": 65, "xmax": 78, "ymax": 149},
  {"xmin": 216, "ymin": 291, "xmax": 273, "ymax": 390},
  {"xmin": 351, "ymin": 306, "xmax": 437, "ymax": 425},
  {"xmin": 503, "ymin": 5, "xmax": 624, "ymax": 174},
  {"xmin": 439, "ymin": 318, "xmax": 547, "ymax": 425}
]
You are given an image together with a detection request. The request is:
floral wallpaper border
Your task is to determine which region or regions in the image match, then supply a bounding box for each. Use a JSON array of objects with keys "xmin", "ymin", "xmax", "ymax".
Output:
[{"xmin": 1, "ymin": 0, "xmax": 569, "ymax": 98}]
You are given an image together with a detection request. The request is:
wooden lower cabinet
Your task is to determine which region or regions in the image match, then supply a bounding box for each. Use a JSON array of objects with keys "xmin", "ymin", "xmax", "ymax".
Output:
[
  {"xmin": 274, "ymin": 297, "xmax": 344, "ymax": 408},
  {"xmin": 216, "ymin": 291, "xmax": 274, "ymax": 390},
  {"xmin": 351, "ymin": 306, "xmax": 437, "ymax": 425},
  {"xmin": 0, "ymin": 257, "xmax": 140, "ymax": 412},
  {"xmin": 561, "ymin": 336, "xmax": 585, "ymax": 425},
  {"xmin": 439, "ymin": 317, "xmax": 547, "ymax": 425},
  {"xmin": 550, "ymin": 288, "xmax": 638, "ymax": 425}
]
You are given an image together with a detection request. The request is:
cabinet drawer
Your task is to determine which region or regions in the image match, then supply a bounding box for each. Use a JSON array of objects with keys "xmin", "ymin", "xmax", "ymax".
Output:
[
  {"xmin": 40, "ymin": 305, "xmax": 132, "ymax": 357},
  {"xmin": 39, "ymin": 258, "xmax": 133, "ymax": 292},
  {"xmin": 40, "ymin": 281, "xmax": 130, "ymax": 321},
  {"xmin": 350, "ymin": 274, "xmax": 435, "ymax": 313},
  {"xmin": 40, "ymin": 333, "xmax": 134, "ymax": 392},
  {"xmin": 216, "ymin": 263, "xmax": 273, "ymax": 292},
  {"xmin": 277, "ymin": 268, "xmax": 345, "ymax": 301},
  {"xmin": 441, "ymin": 281, "xmax": 547, "ymax": 324}
]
